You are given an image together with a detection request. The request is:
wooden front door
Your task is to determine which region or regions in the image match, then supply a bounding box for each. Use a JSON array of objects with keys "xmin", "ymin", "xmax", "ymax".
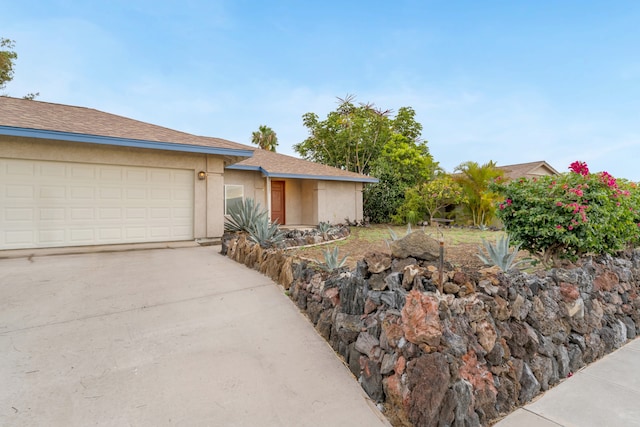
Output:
[{"xmin": 270, "ymin": 181, "xmax": 285, "ymax": 225}]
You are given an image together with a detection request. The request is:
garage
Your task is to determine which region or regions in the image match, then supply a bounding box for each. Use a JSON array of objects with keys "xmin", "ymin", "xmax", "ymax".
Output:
[{"xmin": 0, "ymin": 158, "xmax": 194, "ymax": 250}]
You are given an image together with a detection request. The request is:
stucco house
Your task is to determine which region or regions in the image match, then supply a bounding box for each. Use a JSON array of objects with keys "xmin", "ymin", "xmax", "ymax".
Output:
[{"xmin": 0, "ymin": 97, "xmax": 375, "ymax": 251}]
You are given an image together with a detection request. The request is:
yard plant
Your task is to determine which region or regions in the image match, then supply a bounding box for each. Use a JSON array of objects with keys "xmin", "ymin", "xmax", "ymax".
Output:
[{"xmin": 492, "ymin": 161, "xmax": 640, "ymax": 266}]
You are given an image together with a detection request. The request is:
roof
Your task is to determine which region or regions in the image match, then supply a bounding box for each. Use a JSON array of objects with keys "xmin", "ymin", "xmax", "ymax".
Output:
[
  {"xmin": 497, "ymin": 161, "xmax": 560, "ymax": 180},
  {"xmin": 0, "ymin": 97, "xmax": 377, "ymax": 183},
  {"xmin": 0, "ymin": 96, "xmax": 253, "ymax": 159},
  {"xmin": 227, "ymin": 149, "xmax": 379, "ymax": 183}
]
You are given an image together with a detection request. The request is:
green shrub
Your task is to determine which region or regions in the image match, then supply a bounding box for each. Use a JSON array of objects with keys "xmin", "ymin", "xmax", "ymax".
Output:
[{"xmin": 492, "ymin": 161, "xmax": 640, "ymax": 266}]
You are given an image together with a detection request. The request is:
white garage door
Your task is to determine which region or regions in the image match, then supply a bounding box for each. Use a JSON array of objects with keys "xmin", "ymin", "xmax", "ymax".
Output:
[{"xmin": 0, "ymin": 158, "xmax": 194, "ymax": 250}]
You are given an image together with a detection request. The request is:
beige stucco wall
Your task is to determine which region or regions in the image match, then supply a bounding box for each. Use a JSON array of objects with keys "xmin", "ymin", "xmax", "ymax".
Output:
[
  {"xmin": 223, "ymin": 169, "xmax": 267, "ymax": 207},
  {"xmin": 1, "ymin": 136, "xmax": 228, "ymax": 239},
  {"xmin": 224, "ymin": 170, "xmax": 365, "ymax": 226},
  {"xmin": 316, "ymin": 181, "xmax": 363, "ymax": 224}
]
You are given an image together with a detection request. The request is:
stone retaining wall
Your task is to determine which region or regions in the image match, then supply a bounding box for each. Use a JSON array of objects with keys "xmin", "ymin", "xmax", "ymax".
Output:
[{"xmin": 223, "ymin": 231, "xmax": 640, "ymax": 426}]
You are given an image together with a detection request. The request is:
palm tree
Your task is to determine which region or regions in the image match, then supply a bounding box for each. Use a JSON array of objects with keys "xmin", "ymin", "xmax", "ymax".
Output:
[
  {"xmin": 454, "ymin": 160, "xmax": 504, "ymax": 226},
  {"xmin": 251, "ymin": 125, "xmax": 278, "ymax": 152}
]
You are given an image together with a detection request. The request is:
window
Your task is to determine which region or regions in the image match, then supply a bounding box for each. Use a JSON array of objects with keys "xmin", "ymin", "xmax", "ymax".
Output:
[{"xmin": 224, "ymin": 185, "xmax": 244, "ymax": 215}]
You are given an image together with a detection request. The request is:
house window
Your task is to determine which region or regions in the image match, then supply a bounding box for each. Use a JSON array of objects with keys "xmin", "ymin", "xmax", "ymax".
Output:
[{"xmin": 225, "ymin": 185, "xmax": 244, "ymax": 215}]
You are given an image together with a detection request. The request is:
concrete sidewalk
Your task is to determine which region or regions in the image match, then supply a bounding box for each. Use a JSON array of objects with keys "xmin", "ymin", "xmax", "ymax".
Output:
[
  {"xmin": 495, "ymin": 337, "xmax": 640, "ymax": 426},
  {"xmin": 0, "ymin": 246, "xmax": 389, "ymax": 426}
]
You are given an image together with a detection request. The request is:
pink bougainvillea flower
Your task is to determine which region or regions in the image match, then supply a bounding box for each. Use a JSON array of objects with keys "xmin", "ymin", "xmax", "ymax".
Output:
[
  {"xmin": 568, "ymin": 225, "xmax": 574, "ymax": 230},
  {"xmin": 556, "ymin": 201, "xmax": 563, "ymax": 207},
  {"xmin": 569, "ymin": 161, "xmax": 589, "ymax": 176},
  {"xmin": 506, "ymin": 199, "xmax": 512, "ymax": 205},
  {"xmin": 556, "ymin": 225, "xmax": 563, "ymax": 229}
]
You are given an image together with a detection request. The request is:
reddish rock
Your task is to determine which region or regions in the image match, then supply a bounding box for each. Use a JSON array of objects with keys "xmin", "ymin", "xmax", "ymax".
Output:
[
  {"xmin": 395, "ymin": 355, "xmax": 407, "ymax": 375},
  {"xmin": 459, "ymin": 350, "xmax": 498, "ymax": 396},
  {"xmin": 323, "ymin": 287, "xmax": 340, "ymax": 307},
  {"xmin": 383, "ymin": 373, "xmax": 412, "ymax": 427},
  {"xmin": 594, "ymin": 270, "xmax": 619, "ymax": 292},
  {"xmin": 407, "ymin": 353, "xmax": 451, "ymax": 427},
  {"xmin": 382, "ymin": 319, "xmax": 405, "ymax": 348},
  {"xmin": 476, "ymin": 319, "xmax": 498, "ymax": 353},
  {"xmin": 453, "ymin": 271, "xmax": 469, "ymax": 285},
  {"xmin": 402, "ymin": 290, "xmax": 443, "ymax": 346},
  {"xmin": 560, "ymin": 282, "xmax": 580, "ymax": 302},
  {"xmin": 363, "ymin": 297, "xmax": 378, "ymax": 315}
]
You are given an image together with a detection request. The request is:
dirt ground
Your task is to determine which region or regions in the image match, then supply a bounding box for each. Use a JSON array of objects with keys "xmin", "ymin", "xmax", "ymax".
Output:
[{"xmin": 287, "ymin": 224, "xmax": 490, "ymax": 271}]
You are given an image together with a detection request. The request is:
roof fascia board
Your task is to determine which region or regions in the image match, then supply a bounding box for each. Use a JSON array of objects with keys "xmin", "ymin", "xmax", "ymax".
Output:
[
  {"xmin": 226, "ymin": 164, "xmax": 378, "ymax": 183},
  {"xmin": 0, "ymin": 126, "xmax": 253, "ymax": 158}
]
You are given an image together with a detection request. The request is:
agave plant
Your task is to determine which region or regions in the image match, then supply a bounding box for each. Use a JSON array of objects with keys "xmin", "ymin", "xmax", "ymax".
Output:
[
  {"xmin": 248, "ymin": 216, "xmax": 285, "ymax": 249},
  {"xmin": 317, "ymin": 221, "xmax": 332, "ymax": 239},
  {"xmin": 320, "ymin": 246, "xmax": 348, "ymax": 271},
  {"xmin": 476, "ymin": 234, "xmax": 529, "ymax": 272},
  {"xmin": 225, "ymin": 198, "xmax": 268, "ymax": 233},
  {"xmin": 385, "ymin": 224, "xmax": 413, "ymax": 248}
]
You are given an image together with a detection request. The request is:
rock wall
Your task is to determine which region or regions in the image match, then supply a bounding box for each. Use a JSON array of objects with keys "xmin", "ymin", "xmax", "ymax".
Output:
[{"xmin": 224, "ymin": 232, "xmax": 640, "ymax": 426}]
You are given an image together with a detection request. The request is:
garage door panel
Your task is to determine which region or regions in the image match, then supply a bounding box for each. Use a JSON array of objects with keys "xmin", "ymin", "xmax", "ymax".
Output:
[{"xmin": 0, "ymin": 158, "xmax": 194, "ymax": 249}]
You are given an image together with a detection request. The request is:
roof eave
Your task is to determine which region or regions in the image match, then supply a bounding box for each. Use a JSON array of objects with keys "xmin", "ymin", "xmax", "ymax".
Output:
[
  {"xmin": 226, "ymin": 164, "xmax": 378, "ymax": 183},
  {"xmin": 0, "ymin": 126, "xmax": 254, "ymax": 158}
]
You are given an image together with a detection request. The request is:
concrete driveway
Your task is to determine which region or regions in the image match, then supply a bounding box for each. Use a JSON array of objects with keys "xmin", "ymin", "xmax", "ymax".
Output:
[{"xmin": 0, "ymin": 246, "xmax": 389, "ymax": 426}]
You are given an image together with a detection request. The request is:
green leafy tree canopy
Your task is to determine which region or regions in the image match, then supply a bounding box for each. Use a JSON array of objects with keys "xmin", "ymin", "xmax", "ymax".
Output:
[{"xmin": 0, "ymin": 38, "xmax": 17, "ymax": 91}]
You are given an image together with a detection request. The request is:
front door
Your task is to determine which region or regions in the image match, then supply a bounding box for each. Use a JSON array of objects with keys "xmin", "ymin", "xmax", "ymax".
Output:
[{"xmin": 270, "ymin": 181, "xmax": 285, "ymax": 225}]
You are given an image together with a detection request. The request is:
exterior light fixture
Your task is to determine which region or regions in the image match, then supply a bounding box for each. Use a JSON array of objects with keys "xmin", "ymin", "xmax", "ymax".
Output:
[{"xmin": 197, "ymin": 171, "xmax": 207, "ymax": 180}]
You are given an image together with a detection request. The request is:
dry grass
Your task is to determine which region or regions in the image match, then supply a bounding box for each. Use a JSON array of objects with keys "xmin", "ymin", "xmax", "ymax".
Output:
[{"xmin": 286, "ymin": 224, "xmax": 508, "ymax": 270}]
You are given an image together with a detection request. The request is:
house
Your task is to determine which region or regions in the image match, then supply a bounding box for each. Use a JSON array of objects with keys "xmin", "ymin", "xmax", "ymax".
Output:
[
  {"xmin": 0, "ymin": 97, "xmax": 375, "ymax": 251},
  {"xmin": 225, "ymin": 149, "xmax": 377, "ymax": 226},
  {"xmin": 497, "ymin": 161, "xmax": 560, "ymax": 180}
]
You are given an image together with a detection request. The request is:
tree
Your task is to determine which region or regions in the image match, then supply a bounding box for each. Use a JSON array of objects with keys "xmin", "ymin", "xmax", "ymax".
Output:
[
  {"xmin": 454, "ymin": 161, "xmax": 504, "ymax": 226},
  {"xmin": 0, "ymin": 38, "xmax": 17, "ymax": 91},
  {"xmin": 296, "ymin": 96, "xmax": 438, "ymax": 223},
  {"xmin": 295, "ymin": 95, "xmax": 392, "ymax": 175},
  {"xmin": 393, "ymin": 175, "xmax": 465, "ymax": 225},
  {"xmin": 0, "ymin": 37, "xmax": 39, "ymax": 99},
  {"xmin": 251, "ymin": 125, "xmax": 278, "ymax": 152}
]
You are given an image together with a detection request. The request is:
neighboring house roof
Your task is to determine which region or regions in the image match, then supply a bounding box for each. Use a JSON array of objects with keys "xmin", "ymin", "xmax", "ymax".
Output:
[
  {"xmin": 0, "ymin": 96, "xmax": 253, "ymax": 160},
  {"xmin": 497, "ymin": 161, "xmax": 560, "ymax": 180},
  {"xmin": 227, "ymin": 149, "xmax": 379, "ymax": 183}
]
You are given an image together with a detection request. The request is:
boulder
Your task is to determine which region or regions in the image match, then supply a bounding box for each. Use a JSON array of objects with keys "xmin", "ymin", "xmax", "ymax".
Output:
[{"xmin": 391, "ymin": 231, "xmax": 441, "ymax": 261}]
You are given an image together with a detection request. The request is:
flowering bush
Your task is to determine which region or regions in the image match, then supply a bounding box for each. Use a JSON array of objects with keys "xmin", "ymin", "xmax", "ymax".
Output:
[{"xmin": 492, "ymin": 162, "xmax": 640, "ymax": 266}]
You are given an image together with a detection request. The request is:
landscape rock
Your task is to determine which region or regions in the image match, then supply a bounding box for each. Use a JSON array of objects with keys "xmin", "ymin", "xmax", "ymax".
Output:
[{"xmin": 390, "ymin": 231, "xmax": 441, "ymax": 261}]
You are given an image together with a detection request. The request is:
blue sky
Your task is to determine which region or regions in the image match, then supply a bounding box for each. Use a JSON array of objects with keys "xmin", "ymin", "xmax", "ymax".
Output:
[{"xmin": 3, "ymin": 1, "xmax": 640, "ymax": 180}]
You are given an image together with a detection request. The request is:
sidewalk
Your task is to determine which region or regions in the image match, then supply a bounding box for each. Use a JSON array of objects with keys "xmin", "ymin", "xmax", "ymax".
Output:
[{"xmin": 495, "ymin": 337, "xmax": 640, "ymax": 426}]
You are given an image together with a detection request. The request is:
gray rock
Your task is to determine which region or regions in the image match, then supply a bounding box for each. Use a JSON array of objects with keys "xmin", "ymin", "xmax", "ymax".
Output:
[
  {"xmin": 519, "ymin": 362, "xmax": 541, "ymax": 404},
  {"xmin": 355, "ymin": 332, "xmax": 380, "ymax": 359},
  {"xmin": 381, "ymin": 352, "xmax": 397, "ymax": 375},
  {"xmin": 335, "ymin": 313, "xmax": 364, "ymax": 343},
  {"xmin": 453, "ymin": 380, "xmax": 481, "ymax": 427},
  {"xmin": 385, "ymin": 272, "xmax": 403, "ymax": 291},
  {"xmin": 555, "ymin": 344, "xmax": 571, "ymax": 378},
  {"xmin": 360, "ymin": 357, "xmax": 384, "ymax": 402},
  {"xmin": 390, "ymin": 231, "xmax": 441, "ymax": 260}
]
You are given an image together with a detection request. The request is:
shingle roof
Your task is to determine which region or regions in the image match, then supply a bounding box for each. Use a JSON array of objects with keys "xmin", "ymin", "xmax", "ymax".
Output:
[
  {"xmin": 498, "ymin": 161, "xmax": 560, "ymax": 180},
  {"xmin": 0, "ymin": 97, "xmax": 377, "ymax": 182},
  {"xmin": 228, "ymin": 149, "xmax": 378, "ymax": 182},
  {"xmin": 0, "ymin": 96, "xmax": 251, "ymax": 154}
]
